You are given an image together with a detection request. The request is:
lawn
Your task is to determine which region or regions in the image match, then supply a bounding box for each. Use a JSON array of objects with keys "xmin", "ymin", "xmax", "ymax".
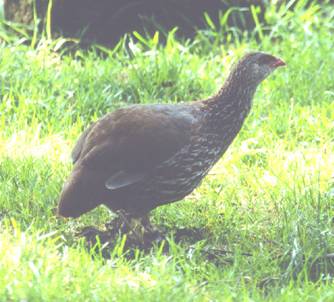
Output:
[{"xmin": 0, "ymin": 1, "xmax": 334, "ymax": 301}]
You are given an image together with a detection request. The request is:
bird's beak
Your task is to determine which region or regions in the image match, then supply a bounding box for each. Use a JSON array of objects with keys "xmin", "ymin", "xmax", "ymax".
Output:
[{"xmin": 272, "ymin": 57, "xmax": 286, "ymax": 68}]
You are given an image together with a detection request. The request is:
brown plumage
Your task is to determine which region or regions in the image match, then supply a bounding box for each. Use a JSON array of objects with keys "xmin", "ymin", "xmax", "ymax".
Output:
[{"xmin": 58, "ymin": 52, "xmax": 285, "ymax": 220}]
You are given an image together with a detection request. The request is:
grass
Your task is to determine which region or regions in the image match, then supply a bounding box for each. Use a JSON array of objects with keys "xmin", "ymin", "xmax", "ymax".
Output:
[{"xmin": 0, "ymin": 0, "xmax": 334, "ymax": 301}]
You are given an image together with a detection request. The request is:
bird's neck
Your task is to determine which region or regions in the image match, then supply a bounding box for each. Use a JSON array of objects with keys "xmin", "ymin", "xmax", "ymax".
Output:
[
  {"xmin": 202, "ymin": 78, "xmax": 258, "ymax": 133},
  {"xmin": 217, "ymin": 73, "xmax": 258, "ymax": 108}
]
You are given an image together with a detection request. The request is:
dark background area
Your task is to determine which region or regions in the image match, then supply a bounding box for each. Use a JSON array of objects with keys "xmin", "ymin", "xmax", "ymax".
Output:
[
  {"xmin": 4, "ymin": 0, "xmax": 267, "ymax": 47},
  {"xmin": 3, "ymin": 0, "xmax": 333, "ymax": 47}
]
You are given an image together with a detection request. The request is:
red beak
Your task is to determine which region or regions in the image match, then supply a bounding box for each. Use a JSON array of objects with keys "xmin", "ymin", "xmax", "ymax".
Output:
[{"xmin": 272, "ymin": 58, "xmax": 286, "ymax": 68}]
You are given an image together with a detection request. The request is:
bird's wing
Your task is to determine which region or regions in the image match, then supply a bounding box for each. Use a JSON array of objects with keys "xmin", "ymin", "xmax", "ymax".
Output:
[
  {"xmin": 78, "ymin": 105, "xmax": 195, "ymax": 190},
  {"xmin": 71, "ymin": 122, "xmax": 96, "ymax": 163},
  {"xmin": 105, "ymin": 170, "xmax": 147, "ymax": 190}
]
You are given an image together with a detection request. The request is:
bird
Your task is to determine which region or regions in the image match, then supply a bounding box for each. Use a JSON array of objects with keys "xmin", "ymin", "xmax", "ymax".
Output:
[{"xmin": 57, "ymin": 52, "xmax": 285, "ymax": 233}]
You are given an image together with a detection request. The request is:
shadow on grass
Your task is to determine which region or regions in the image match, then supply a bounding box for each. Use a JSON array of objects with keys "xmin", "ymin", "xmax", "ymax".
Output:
[
  {"xmin": 72, "ymin": 217, "xmax": 334, "ymax": 291},
  {"xmin": 76, "ymin": 222, "xmax": 206, "ymax": 258}
]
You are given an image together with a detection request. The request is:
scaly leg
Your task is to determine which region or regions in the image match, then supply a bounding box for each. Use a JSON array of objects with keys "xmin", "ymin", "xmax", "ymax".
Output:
[{"xmin": 106, "ymin": 210, "xmax": 163, "ymax": 247}]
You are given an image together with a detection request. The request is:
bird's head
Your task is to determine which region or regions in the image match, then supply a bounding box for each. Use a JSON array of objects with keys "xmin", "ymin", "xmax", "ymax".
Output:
[{"xmin": 229, "ymin": 52, "xmax": 286, "ymax": 88}]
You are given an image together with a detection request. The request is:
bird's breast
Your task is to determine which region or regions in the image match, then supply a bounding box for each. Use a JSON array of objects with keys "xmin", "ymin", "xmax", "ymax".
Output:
[{"xmin": 143, "ymin": 133, "xmax": 224, "ymax": 199}]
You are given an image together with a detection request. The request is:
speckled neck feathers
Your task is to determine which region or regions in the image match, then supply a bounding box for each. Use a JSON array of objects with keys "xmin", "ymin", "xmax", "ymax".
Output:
[{"xmin": 201, "ymin": 68, "xmax": 258, "ymax": 134}]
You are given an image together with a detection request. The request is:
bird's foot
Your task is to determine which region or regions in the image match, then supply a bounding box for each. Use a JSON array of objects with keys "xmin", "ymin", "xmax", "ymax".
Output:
[
  {"xmin": 76, "ymin": 225, "xmax": 113, "ymax": 248},
  {"xmin": 77, "ymin": 212, "xmax": 165, "ymax": 253},
  {"xmin": 105, "ymin": 211, "xmax": 165, "ymax": 249}
]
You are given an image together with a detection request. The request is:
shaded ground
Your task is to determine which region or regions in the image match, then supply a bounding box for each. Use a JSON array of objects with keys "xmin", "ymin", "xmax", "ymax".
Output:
[{"xmin": 77, "ymin": 218, "xmax": 206, "ymax": 257}]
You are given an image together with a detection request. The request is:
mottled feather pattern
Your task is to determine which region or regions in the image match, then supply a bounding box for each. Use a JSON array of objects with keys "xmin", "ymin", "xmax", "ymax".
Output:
[{"xmin": 57, "ymin": 52, "xmax": 285, "ymax": 218}]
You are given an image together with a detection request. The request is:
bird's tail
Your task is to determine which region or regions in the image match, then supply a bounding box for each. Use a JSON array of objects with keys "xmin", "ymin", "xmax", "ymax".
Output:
[{"xmin": 57, "ymin": 166, "xmax": 105, "ymax": 218}]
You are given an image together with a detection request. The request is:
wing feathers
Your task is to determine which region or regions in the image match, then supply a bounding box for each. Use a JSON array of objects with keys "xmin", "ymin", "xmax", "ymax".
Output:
[{"xmin": 105, "ymin": 170, "xmax": 147, "ymax": 190}]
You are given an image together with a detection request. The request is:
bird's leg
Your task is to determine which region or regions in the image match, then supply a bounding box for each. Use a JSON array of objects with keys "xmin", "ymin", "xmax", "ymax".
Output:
[
  {"xmin": 103, "ymin": 210, "xmax": 143, "ymax": 244},
  {"xmin": 117, "ymin": 211, "xmax": 165, "ymax": 246},
  {"xmin": 105, "ymin": 211, "xmax": 164, "ymax": 247},
  {"xmin": 140, "ymin": 215, "xmax": 165, "ymax": 244},
  {"xmin": 139, "ymin": 215, "xmax": 160, "ymax": 234}
]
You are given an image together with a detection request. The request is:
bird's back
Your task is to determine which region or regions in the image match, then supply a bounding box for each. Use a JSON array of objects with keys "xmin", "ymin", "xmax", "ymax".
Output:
[{"xmin": 58, "ymin": 102, "xmax": 201, "ymax": 217}]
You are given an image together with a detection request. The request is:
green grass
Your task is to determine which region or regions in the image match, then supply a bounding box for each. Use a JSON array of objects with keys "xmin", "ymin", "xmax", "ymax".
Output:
[{"xmin": 0, "ymin": 1, "xmax": 334, "ymax": 301}]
